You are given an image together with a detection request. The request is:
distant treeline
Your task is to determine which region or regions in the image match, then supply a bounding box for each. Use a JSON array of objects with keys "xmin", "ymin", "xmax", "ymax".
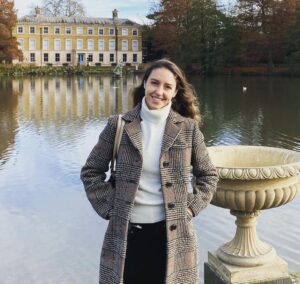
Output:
[{"xmin": 143, "ymin": 0, "xmax": 300, "ymax": 75}]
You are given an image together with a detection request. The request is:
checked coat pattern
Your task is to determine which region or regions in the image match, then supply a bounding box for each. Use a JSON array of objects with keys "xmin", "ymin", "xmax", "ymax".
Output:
[{"xmin": 80, "ymin": 103, "xmax": 219, "ymax": 284}]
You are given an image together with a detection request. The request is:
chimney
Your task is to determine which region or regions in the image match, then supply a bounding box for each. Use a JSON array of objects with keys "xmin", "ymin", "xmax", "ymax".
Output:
[
  {"xmin": 112, "ymin": 9, "xmax": 118, "ymax": 20},
  {"xmin": 35, "ymin": 6, "xmax": 41, "ymax": 16}
]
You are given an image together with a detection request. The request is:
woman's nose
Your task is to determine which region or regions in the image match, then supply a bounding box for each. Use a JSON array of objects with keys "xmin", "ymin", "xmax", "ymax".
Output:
[{"xmin": 156, "ymin": 85, "xmax": 164, "ymax": 95}]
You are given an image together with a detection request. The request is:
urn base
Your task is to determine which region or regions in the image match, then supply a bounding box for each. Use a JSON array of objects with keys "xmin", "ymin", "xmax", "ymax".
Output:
[{"xmin": 205, "ymin": 251, "xmax": 292, "ymax": 284}]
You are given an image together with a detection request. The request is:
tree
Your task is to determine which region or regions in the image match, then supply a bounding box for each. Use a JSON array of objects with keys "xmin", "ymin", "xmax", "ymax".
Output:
[
  {"xmin": 147, "ymin": 0, "xmax": 239, "ymax": 72},
  {"xmin": 235, "ymin": 0, "xmax": 297, "ymax": 68},
  {"xmin": 30, "ymin": 0, "xmax": 86, "ymax": 17},
  {"xmin": 285, "ymin": 6, "xmax": 300, "ymax": 66},
  {"xmin": 0, "ymin": 0, "xmax": 22, "ymax": 63},
  {"xmin": 179, "ymin": 0, "xmax": 227, "ymax": 71},
  {"xmin": 147, "ymin": 0, "xmax": 193, "ymax": 60}
]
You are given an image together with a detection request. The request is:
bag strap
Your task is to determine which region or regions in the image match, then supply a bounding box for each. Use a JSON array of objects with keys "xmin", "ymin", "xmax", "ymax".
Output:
[{"xmin": 111, "ymin": 115, "xmax": 125, "ymax": 173}]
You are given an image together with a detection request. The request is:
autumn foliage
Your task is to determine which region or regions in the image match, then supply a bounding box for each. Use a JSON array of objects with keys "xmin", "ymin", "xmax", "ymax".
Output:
[
  {"xmin": 0, "ymin": 0, "xmax": 22, "ymax": 63},
  {"xmin": 147, "ymin": 0, "xmax": 300, "ymax": 72}
]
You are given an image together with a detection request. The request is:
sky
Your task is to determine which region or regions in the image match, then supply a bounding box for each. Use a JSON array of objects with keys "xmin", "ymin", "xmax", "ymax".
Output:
[{"xmin": 13, "ymin": 0, "xmax": 160, "ymax": 24}]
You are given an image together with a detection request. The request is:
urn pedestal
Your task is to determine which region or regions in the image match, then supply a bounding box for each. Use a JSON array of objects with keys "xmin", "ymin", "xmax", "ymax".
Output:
[{"xmin": 205, "ymin": 146, "xmax": 300, "ymax": 284}]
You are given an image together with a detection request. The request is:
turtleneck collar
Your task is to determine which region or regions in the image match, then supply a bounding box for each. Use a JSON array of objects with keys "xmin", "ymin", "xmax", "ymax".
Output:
[{"xmin": 140, "ymin": 97, "xmax": 172, "ymax": 124}]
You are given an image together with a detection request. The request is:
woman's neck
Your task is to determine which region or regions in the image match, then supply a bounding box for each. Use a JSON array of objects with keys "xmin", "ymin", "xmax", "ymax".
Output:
[{"xmin": 140, "ymin": 97, "xmax": 171, "ymax": 124}]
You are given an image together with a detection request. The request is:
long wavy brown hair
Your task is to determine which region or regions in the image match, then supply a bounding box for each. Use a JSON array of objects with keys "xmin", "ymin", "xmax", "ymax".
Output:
[{"xmin": 132, "ymin": 59, "xmax": 201, "ymax": 124}]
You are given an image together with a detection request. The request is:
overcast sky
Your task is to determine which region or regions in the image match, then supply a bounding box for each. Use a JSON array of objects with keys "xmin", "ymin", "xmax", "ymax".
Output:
[{"xmin": 13, "ymin": 0, "xmax": 160, "ymax": 24}]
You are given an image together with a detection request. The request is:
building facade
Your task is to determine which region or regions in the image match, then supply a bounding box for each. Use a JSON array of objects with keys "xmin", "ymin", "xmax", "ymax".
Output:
[{"xmin": 12, "ymin": 8, "xmax": 142, "ymax": 66}]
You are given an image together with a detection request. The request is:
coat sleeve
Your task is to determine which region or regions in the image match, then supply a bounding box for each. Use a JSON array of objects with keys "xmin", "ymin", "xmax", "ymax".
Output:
[
  {"xmin": 187, "ymin": 121, "xmax": 219, "ymax": 217},
  {"xmin": 80, "ymin": 115, "xmax": 118, "ymax": 220}
]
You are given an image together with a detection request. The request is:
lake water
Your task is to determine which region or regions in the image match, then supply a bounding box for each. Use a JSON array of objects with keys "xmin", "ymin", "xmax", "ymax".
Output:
[{"xmin": 0, "ymin": 75, "xmax": 299, "ymax": 284}]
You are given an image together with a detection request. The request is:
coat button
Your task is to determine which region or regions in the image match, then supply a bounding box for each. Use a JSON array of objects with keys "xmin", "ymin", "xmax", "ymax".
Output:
[
  {"xmin": 168, "ymin": 203, "xmax": 175, "ymax": 209},
  {"xmin": 162, "ymin": 161, "xmax": 169, "ymax": 167},
  {"xmin": 170, "ymin": 224, "xmax": 177, "ymax": 231},
  {"xmin": 165, "ymin": 182, "xmax": 172, "ymax": 187}
]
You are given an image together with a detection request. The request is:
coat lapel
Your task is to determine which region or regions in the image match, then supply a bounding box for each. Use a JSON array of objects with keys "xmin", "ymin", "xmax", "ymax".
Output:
[
  {"xmin": 161, "ymin": 109, "xmax": 184, "ymax": 153},
  {"xmin": 123, "ymin": 104, "xmax": 143, "ymax": 157}
]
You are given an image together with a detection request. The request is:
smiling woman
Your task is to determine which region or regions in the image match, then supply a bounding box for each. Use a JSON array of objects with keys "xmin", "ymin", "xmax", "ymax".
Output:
[
  {"xmin": 80, "ymin": 59, "xmax": 219, "ymax": 284},
  {"xmin": 143, "ymin": 68, "xmax": 177, "ymax": 109}
]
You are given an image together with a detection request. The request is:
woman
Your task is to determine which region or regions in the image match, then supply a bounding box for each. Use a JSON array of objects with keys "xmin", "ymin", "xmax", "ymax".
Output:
[{"xmin": 80, "ymin": 59, "xmax": 218, "ymax": 284}]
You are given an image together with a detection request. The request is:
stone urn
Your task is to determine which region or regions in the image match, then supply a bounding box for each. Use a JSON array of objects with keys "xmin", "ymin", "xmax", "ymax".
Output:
[{"xmin": 206, "ymin": 145, "xmax": 300, "ymax": 284}]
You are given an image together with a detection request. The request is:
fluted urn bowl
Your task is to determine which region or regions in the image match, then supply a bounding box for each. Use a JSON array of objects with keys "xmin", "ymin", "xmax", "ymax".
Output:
[{"xmin": 207, "ymin": 145, "xmax": 300, "ymax": 267}]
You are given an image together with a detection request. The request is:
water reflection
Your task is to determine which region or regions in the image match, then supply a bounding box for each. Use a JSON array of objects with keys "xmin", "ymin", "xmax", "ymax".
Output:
[
  {"xmin": 12, "ymin": 75, "xmax": 136, "ymax": 122},
  {"xmin": 194, "ymin": 76, "xmax": 300, "ymax": 151},
  {"xmin": 0, "ymin": 80, "xmax": 19, "ymax": 167}
]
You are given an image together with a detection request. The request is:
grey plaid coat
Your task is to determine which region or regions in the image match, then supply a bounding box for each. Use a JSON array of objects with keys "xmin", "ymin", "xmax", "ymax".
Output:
[{"xmin": 80, "ymin": 104, "xmax": 218, "ymax": 284}]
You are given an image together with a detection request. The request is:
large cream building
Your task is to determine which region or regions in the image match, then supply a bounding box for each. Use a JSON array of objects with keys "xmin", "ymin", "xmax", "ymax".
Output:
[{"xmin": 12, "ymin": 8, "xmax": 142, "ymax": 66}]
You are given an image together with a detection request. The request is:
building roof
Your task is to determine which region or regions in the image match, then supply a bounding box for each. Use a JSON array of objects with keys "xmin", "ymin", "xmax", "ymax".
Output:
[{"xmin": 17, "ymin": 15, "xmax": 141, "ymax": 27}]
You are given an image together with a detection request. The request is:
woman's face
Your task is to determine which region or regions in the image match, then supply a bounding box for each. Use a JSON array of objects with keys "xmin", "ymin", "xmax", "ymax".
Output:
[{"xmin": 144, "ymin": 67, "xmax": 177, "ymax": 110}]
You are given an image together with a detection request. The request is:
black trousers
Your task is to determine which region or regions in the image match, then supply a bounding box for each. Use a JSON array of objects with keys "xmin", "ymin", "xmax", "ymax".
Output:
[{"xmin": 124, "ymin": 220, "xmax": 167, "ymax": 284}]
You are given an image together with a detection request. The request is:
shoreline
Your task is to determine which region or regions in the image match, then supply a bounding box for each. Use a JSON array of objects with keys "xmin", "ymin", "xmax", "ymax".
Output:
[
  {"xmin": 1, "ymin": 63, "xmax": 300, "ymax": 77},
  {"xmin": 0, "ymin": 64, "xmax": 143, "ymax": 77}
]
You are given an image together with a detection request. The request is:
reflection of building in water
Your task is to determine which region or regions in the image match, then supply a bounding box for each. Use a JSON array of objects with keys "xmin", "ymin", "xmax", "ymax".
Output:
[
  {"xmin": 0, "ymin": 80, "xmax": 19, "ymax": 165},
  {"xmin": 12, "ymin": 75, "xmax": 138, "ymax": 122}
]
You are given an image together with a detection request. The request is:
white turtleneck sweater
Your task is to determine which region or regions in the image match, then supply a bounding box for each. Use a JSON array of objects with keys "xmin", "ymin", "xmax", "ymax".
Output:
[{"xmin": 130, "ymin": 98, "xmax": 171, "ymax": 223}]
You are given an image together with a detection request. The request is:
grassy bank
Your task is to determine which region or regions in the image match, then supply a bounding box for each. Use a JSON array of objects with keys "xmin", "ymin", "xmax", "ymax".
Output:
[
  {"xmin": 214, "ymin": 65, "xmax": 300, "ymax": 76},
  {"xmin": 1, "ymin": 63, "xmax": 300, "ymax": 77},
  {"xmin": 0, "ymin": 64, "xmax": 144, "ymax": 77}
]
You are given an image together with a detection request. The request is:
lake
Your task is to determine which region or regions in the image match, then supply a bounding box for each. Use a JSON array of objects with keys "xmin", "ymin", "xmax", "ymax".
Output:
[{"xmin": 0, "ymin": 74, "xmax": 299, "ymax": 283}]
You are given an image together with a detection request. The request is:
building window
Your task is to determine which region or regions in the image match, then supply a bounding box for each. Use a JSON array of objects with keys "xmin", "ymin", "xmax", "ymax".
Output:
[
  {"xmin": 88, "ymin": 27, "xmax": 93, "ymax": 35},
  {"xmin": 109, "ymin": 28, "xmax": 114, "ymax": 35},
  {"xmin": 122, "ymin": 54, "xmax": 127, "ymax": 62},
  {"xmin": 55, "ymin": 53, "xmax": 60, "ymax": 62},
  {"xmin": 29, "ymin": 39, "xmax": 36, "ymax": 50},
  {"xmin": 54, "ymin": 27, "xmax": 60, "ymax": 34},
  {"xmin": 99, "ymin": 53, "xmax": 103, "ymax": 62},
  {"xmin": 65, "ymin": 39, "xmax": 72, "ymax": 50},
  {"xmin": 43, "ymin": 27, "xmax": 48, "ymax": 34},
  {"xmin": 88, "ymin": 39, "xmax": 94, "ymax": 51},
  {"xmin": 17, "ymin": 26, "xmax": 23, "ymax": 33},
  {"xmin": 42, "ymin": 39, "xmax": 49, "ymax": 50},
  {"xmin": 17, "ymin": 39, "xmax": 24, "ymax": 50},
  {"xmin": 133, "ymin": 53, "xmax": 137, "ymax": 63},
  {"xmin": 132, "ymin": 40, "xmax": 138, "ymax": 51},
  {"xmin": 98, "ymin": 28, "xmax": 104, "ymax": 35},
  {"xmin": 110, "ymin": 53, "xmax": 114, "ymax": 62},
  {"xmin": 132, "ymin": 29, "xmax": 138, "ymax": 36},
  {"xmin": 30, "ymin": 53, "xmax": 35, "ymax": 62},
  {"xmin": 122, "ymin": 28, "xmax": 128, "ymax": 36},
  {"xmin": 122, "ymin": 40, "xmax": 128, "ymax": 51},
  {"xmin": 54, "ymin": 39, "xmax": 61, "ymax": 50},
  {"xmin": 66, "ymin": 53, "xmax": 71, "ymax": 62},
  {"xmin": 77, "ymin": 39, "xmax": 83, "ymax": 49},
  {"xmin": 88, "ymin": 54, "xmax": 93, "ymax": 62},
  {"xmin": 77, "ymin": 27, "xmax": 83, "ymax": 34},
  {"xmin": 109, "ymin": 39, "xmax": 115, "ymax": 51},
  {"xmin": 30, "ymin": 26, "xmax": 35, "ymax": 34},
  {"xmin": 98, "ymin": 40, "xmax": 104, "ymax": 51},
  {"xmin": 44, "ymin": 53, "xmax": 49, "ymax": 62},
  {"xmin": 66, "ymin": 27, "xmax": 71, "ymax": 34}
]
